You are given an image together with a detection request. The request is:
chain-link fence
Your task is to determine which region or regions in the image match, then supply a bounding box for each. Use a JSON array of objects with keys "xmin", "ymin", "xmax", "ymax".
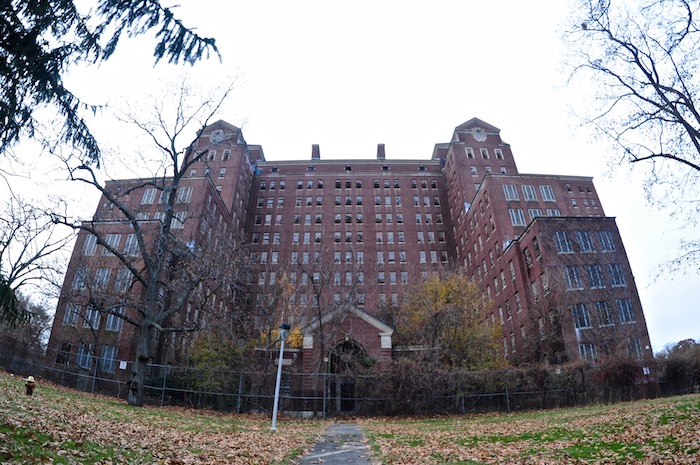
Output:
[{"xmin": 3, "ymin": 350, "xmax": 696, "ymax": 416}]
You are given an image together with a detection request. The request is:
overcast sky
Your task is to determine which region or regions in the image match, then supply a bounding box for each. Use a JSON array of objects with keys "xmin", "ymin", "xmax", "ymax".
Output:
[{"xmin": 6, "ymin": 0, "xmax": 698, "ymax": 352}]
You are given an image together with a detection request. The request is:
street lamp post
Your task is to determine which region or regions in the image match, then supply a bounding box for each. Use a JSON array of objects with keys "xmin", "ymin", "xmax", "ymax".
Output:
[{"xmin": 271, "ymin": 322, "xmax": 291, "ymax": 431}]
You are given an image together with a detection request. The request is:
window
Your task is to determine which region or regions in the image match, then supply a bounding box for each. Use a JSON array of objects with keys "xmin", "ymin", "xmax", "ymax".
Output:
[
  {"xmin": 541, "ymin": 272, "xmax": 549, "ymax": 295},
  {"xmin": 102, "ymin": 346, "xmax": 119, "ymax": 377},
  {"xmin": 546, "ymin": 209, "xmax": 561, "ymax": 217},
  {"xmin": 599, "ymin": 230, "xmax": 615, "ymax": 252},
  {"xmin": 82, "ymin": 235, "xmax": 97, "ymax": 255},
  {"xmin": 608, "ymin": 263, "xmax": 626, "ymax": 286},
  {"xmin": 123, "ymin": 234, "xmax": 138, "ymax": 256},
  {"xmin": 95, "ymin": 268, "xmax": 111, "ymax": 288},
  {"xmin": 494, "ymin": 149, "xmax": 504, "ymax": 160},
  {"xmin": 378, "ymin": 272, "xmax": 385, "ymax": 284},
  {"xmin": 565, "ymin": 265, "xmax": 584, "ymax": 289},
  {"xmin": 586, "ymin": 264, "xmax": 606, "ymax": 288},
  {"xmin": 466, "ymin": 147, "xmax": 474, "ymax": 158},
  {"xmin": 522, "ymin": 185, "xmax": 537, "ymax": 201},
  {"xmin": 102, "ymin": 234, "xmax": 121, "ymax": 255},
  {"xmin": 572, "ymin": 303, "xmax": 592, "ymax": 329},
  {"xmin": 63, "ymin": 303, "xmax": 79, "ymax": 326},
  {"xmin": 579, "ymin": 343, "xmax": 597, "ymax": 361},
  {"xmin": 106, "ymin": 306, "xmax": 125, "ymax": 332},
  {"xmin": 480, "ymin": 148, "xmax": 489, "ymax": 159},
  {"xmin": 595, "ymin": 301, "xmax": 614, "ymax": 327},
  {"xmin": 83, "ymin": 306, "xmax": 101, "ymax": 329},
  {"xmin": 576, "ymin": 231, "xmax": 594, "ymax": 252},
  {"xmin": 528, "ymin": 208, "xmax": 543, "ymax": 220},
  {"xmin": 76, "ymin": 343, "xmax": 93, "ymax": 369},
  {"xmin": 629, "ymin": 337, "xmax": 643, "ymax": 359},
  {"xmin": 509, "ymin": 209, "xmax": 526, "ymax": 226},
  {"xmin": 419, "ymin": 250, "xmax": 427, "ymax": 263},
  {"xmin": 503, "ymin": 184, "xmax": 519, "ymax": 201},
  {"xmin": 218, "ymin": 168, "xmax": 226, "ymax": 178},
  {"xmin": 114, "ymin": 269, "xmax": 131, "ymax": 292},
  {"xmin": 540, "ymin": 185, "xmax": 555, "ymax": 201},
  {"xmin": 509, "ymin": 260, "xmax": 516, "ymax": 281},
  {"xmin": 531, "ymin": 281, "xmax": 539, "ymax": 303},
  {"xmin": 554, "ymin": 231, "xmax": 573, "ymax": 253},
  {"xmin": 617, "ymin": 298, "xmax": 635, "ymax": 323},
  {"xmin": 171, "ymin": 211, "xmax": 187, "ymax": 229},
  {"xmin": 141, "ymin": 188, "xmax": 157, "ymax": 204}
]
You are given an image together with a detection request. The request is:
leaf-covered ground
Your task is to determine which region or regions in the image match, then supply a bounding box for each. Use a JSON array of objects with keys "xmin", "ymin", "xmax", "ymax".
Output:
[
  {"xmin": 0, "ymin": 372, "xmax": 324, "ymax": 464},
  {"xmin": 3, "ymin": 371, "xmax": 699, "ymax": 464},
  {"xmin": 360, "ymin": 394, "xmax": 700, "ymax": 464}
]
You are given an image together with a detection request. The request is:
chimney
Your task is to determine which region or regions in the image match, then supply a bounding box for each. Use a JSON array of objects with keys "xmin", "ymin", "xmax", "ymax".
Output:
[
  {"xmin": 377, "ymin": 143, "xmax": 385, "ymax": 160},
  {"xmin": 311, "ymin": 144, "xmax": 320, "ymax": 160}
]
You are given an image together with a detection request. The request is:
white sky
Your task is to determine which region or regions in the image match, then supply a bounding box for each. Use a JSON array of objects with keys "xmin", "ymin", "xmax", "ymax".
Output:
[{"xmin": 5, "ymin": 0, "xmax": 697, "ymax": 352}]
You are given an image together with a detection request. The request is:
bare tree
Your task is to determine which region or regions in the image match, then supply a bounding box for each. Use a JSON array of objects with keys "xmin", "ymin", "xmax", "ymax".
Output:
[
  {"xmin": 0, "ymin": 294, "xmax": 52, "ymax": 366},
  {"xmin": 0, "ymin": 197, "xmax": 72, "ymax": 326},
  {"xmin": 51, "ymin": 80, "xmax": 250, "ymax": 406},
  {"xmin": 564, "ymin": 0, "xmax": 700, "ymax": 269}
]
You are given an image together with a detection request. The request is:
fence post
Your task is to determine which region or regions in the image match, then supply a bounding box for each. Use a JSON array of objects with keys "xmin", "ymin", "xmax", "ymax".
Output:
[
  {"xmin": 505, "ymin": 383, "xmax": 511, "ymax": 412},
  {"xmin": 91, "ymin": 354, "xmax": 98, "ymax": 394},
  {"xmin": 160, "ymin": 366, "xmax": 168, "ymax": 406},
  {"xmin": 237, "ymin": 373, "xmax": 243, "ymax": 413}
]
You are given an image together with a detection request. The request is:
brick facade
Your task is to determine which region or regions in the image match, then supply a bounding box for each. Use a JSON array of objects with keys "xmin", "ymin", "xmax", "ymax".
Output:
[{"xmin": 46, "ymin": 117, "xmax": 654, "ymax": 388}]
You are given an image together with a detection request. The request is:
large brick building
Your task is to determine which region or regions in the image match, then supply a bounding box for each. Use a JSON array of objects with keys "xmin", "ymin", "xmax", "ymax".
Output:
[{"xmin": 46, "ymin": 118, "xmax": 654, "ymax": 388}]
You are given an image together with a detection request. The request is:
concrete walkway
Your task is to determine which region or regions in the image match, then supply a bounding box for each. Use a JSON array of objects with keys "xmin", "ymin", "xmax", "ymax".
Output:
[{"xmin": 292, "ymin": 423, "xmax": 376, "ymax": 465}]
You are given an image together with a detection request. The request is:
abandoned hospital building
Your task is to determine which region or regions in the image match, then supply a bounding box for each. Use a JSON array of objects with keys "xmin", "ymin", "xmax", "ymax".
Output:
[{"xmin": 46, "ymin": 117, "xmax": 654, "ymax": 400}]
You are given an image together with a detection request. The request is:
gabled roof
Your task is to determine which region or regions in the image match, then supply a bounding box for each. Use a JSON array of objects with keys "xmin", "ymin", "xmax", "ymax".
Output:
[
  {"xmin": 302, "ymin": 304, "xmax": 394, "ymax": 337},
  {"xmin": 195, "ymin": 120, "xmax": 242, "ymax": 137},
  {"xmin": 452, "ymin": 117, "xmax": 501, "ymax": 143},
  {"xmin": 454, "ymin": 117, "xmax": 500, "ymax": 133}
]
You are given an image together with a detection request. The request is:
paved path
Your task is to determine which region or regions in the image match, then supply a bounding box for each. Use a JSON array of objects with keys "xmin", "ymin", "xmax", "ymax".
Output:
[{"xmin": 292, "ymin": 423, "xmax": 376, "ymax": 465}]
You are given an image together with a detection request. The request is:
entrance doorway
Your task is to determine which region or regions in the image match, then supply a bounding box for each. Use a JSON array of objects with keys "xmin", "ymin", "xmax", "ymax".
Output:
[{"xmin": 329, "ymin": 340, "xmax": 367, "ymax": 413}]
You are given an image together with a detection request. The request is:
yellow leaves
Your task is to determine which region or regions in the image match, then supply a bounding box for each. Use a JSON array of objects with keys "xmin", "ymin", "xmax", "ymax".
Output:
[{"xmin": 398, "ymin": 272, "xmax": 500, "ymax": 370}]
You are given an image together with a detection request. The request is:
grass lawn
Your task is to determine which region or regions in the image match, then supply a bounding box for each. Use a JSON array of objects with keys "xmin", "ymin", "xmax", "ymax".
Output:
[
  {"xmin": 360, "ymin": 393, "xmax": 700, "ymax": 464},
  {"xmin": 1, "ymin": 371, "xmax": 698, "ymax": 464}
]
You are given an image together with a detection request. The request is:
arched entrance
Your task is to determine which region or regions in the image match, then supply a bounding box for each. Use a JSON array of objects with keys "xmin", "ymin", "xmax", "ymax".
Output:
[{"xmin": 329, "ymin": 340, "xmax": 367, "ymax": 413}]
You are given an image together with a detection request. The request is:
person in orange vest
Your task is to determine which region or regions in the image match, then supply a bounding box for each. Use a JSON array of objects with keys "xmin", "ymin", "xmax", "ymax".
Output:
[{"xmin": 23, "ymin": 376, "xmax": 36, "ymax": 396}]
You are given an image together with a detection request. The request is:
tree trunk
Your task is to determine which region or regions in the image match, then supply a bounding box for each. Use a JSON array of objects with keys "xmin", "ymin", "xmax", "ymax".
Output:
[{"xmin": 128, "ymin": 325, "xmax": 151, "ymax": 407}]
